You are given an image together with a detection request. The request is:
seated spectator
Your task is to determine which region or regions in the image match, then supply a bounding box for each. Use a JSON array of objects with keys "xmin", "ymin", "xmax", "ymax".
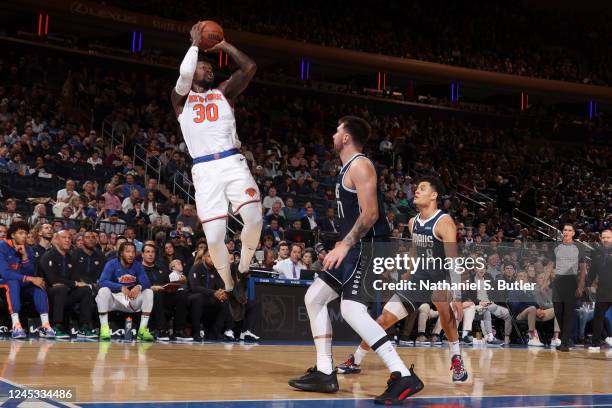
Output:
[
  {"xmin": 95, "ymin": 241, "xmax": 154, "ymax": 341},
  {"xmin": 301, "ymin": 248, "xmax": 316, "ymax": 270},
  {"xmin": 414, "ymin": 303, "xmax": 442, "ymax": 345},
  {"xmin": 176, "ymin": 204, "xmax": 199, "ymax": 231},
  {"xmin": 508, "ymin": 271, "xmax": 545, "ymax": 346},
  {"xmin": 188, "ymin": 250, "xmax": 234, "ymax": 340},
  {"xmin": 496, "ymin": 263, "xmax": 516, "ymax": 285},
  {"xmin": 124, "ymin": 226, "xmax": 143, "ymax": 253},
  {"xmin": 277, "ymin": 241, "xmax": 290, "ymax": 263},
  {"xmin": 0, "ymin": 198, "xmax": 19, "ymax": 228},
  {"xmin": 465, "ymin": 265, "xmax": 512, "ymax": 345},
  {"xmin": 273, "ymin": 243, "xmax": 305, "ymax": 279},
  {"xmin": 265, "ymin": 201, "xmax": 287, "ymax": 228},
  {"xmin": 126, "ymin": 201, "xmax": 150, "ymax": 225},
  {"xmin": 0, "ymin": 221, "xmax": 55, "ymax": 339},
  {"xmin": 300, "ymin": 204, "xmax": 318, "ymax": 231},
  {"xmin": 142, "ymin": 244, "xmax": 193, "ymax": 341},
  {"xmin": 87, "ymin": 151, "xmax": 103, "ymax": 169},
  {"xmin": 263, "ymin": 217, "xmax": 283, "ymax": 245},
  {"xmin": 318, "ymin": 207, "xmax": 339, "ymax": 233},
  {"xmin": 122, "ymin": 189, "xmax": 141, "ymax": 214},
  {"xmin": 28, "ymin": 203, "xmax": 48, "ymax": 226},
  {"xmin": 73, "ymin": 230, "xmax": 106, "ymax": 291},
  {"xmin": 68, "ymin": 195, "xmax": 87, "ymax": 221},
  {"xmin": 40, "ymin": 230, "xmax": 95, "ymax": 339},
  {"xmin": 102, "ymin": 183, "xmax": 122, "ymax": 212},
  {"xmin": 57, "ymin": 179, "xmax": 79, "ymax": 204},
  {"xmin": 263, "ymin": 187, "xmax": 284, "ymax": 210},
  {"xmin": 533, "ymin": 273, "xmax": 561, "ymax": 346},
  {"xmin": 81, "ymin": 181, "xmax": 98, "ymax": 203},
  {"xmin": 311, "ymin": 243, "xmax": 326, "ymax": 271},
  {"xmin": 283, "ymin": 197, "xmax": 301, "ymax": 223},
  {"xmin": 121, "ymin": 174, "xmax": 145, "ymax": 199}
]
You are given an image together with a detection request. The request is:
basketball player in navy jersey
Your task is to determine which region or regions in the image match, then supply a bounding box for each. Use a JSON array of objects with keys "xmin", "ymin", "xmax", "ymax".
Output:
[
  {"xmin": 336, "ymin": 176, "xmax": 468, "ymax": 382},
  {"xmin": 288, "ymin": 116, "xmax": 424, "ymax": 405}
]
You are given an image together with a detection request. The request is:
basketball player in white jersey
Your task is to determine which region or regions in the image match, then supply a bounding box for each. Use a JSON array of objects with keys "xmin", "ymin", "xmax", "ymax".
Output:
[{"xmin": 171, "ymin": 23, "xmax": 262, "ymax": 296}]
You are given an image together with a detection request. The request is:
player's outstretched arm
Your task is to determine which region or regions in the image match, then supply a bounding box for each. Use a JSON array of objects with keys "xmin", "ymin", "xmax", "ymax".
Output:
[
  {"xmin": 207, "ymin": 41, "xmax": 257, "ymax": 100},
  {"xmin": 171, "ymin": 22, "xmax": 201, "ymax": 116}
]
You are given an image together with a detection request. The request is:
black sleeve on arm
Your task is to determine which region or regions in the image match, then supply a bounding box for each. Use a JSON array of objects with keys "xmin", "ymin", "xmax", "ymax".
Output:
[
  {"xmin": 188, "ymin": 264, "xmax": 215, "ymax": 296},
  {"xmin": 40, "ymin": 251, "xmax": 75, "ymax": 288}
]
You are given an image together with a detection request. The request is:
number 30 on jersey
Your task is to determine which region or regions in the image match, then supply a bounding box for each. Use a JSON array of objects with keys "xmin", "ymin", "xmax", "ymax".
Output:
[{"xmin": 193, "ymin": 103, "xmax": 219, "ymax": 123}]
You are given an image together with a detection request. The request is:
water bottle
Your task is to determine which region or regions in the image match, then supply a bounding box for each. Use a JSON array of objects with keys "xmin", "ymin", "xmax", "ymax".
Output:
[{"xmin": 124, "ymin": 317, "xmax": 133, "ymax": 341}]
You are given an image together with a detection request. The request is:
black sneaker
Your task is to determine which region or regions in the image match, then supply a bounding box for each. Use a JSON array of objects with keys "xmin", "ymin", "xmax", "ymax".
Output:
[
  {"xmin": 288, "ymin": 366, "xmax": 339, "ymax": 393},
  {"xmin": 461, "ymin": 335, "xmax": 473, "ymax": 345},
  {"xmin": 228, "ymin": 264, "xmax": 247, "ymax": 321},
  {"xmin": 374, "ymin": 366, "xmax": 424, "ymax": 405},
  {"xmin": 336, "ymin": 354, "xmax": 361, "ymax": 374},
  {"xmin": 557, "ymin": 344, "xmax": 570, "ymax": 352},
  {"xmin": 156, "ymin": 330, "xmax": 170, "ymax": 342},
  {"xmin": 174, "ymin": 330, "xmax": 193, "ymax": 342},
  {"xmin": 450, "ymin": 354, "xmax": 468, "ymax": 382}
]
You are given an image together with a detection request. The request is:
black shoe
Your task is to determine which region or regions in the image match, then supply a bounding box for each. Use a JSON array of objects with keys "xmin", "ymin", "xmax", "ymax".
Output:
[
  {"xmin": 374, "ymin": 366, "xmax": 424, "ymax": 405},
  {"xmin": 288, "ymin": 366, "xmax": 339, "ymax": 393},
  {"xmin": 174, "ymin": 330, "xmax": 193, "ymax": 342},
  {"xmin": 156, "ymin": 330, "xmax": 170, "ymax": 341},
  {"xmin": 557, "ymin": 344, "xmax": 570, "ymax": 352}
]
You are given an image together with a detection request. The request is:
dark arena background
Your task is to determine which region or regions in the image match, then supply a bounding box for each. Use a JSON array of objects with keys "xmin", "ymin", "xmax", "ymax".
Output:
[{"xmin": 0, "ymin": 0, "xmax": 611, "ymax": 407}]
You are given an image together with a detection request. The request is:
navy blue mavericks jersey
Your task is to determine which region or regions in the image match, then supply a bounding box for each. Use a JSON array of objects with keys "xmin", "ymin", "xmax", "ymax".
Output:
[
  {"xmin": 335, "ymin": 153, "xmax": 390, "ymax": 241},
  {"xmin": 411, "ymin": 209, "xmax": 449, "ymax": 278}
]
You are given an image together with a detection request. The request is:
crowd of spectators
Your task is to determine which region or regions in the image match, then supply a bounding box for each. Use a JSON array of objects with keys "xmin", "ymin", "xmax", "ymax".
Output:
[
  {"xmin": 0, "ymin": 46, "xmax": 610, "ymax": 343},
  {"xmin": 107, "ymin": 0, "xmax": 612, "ymax": 85}
]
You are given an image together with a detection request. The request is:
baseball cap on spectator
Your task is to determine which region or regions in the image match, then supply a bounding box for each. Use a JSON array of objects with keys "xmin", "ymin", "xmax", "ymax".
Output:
[
  {"xmin": 89, "ymin": 130, "xmax": 96, "ymax": 135},
  {"xmin": 107, "ymin": 210, "xmax": 119, "ymax": 217},
  {"xmin": 169, "ymin": 230, "xmax": 180, "ymax": 238},
  {"xmin": 255, "ymin": 165, "xmax": 263, "ymax": 171},
  {"xmin": 314, "ymin": 242, "xmax": 325, "ymax": 253}
]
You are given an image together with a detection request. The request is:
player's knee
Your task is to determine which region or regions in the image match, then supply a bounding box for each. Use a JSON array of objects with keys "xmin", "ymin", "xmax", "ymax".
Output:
[
  {"xmin": 96, "ymin": 287, "xmax": 111, "ymax": 302},
  {"xmin": 142, "ymin": 288, "xmax": 153, "ymax": 300},
  {"xmin": 340, "ymin": 299, "xmax": 367, "ymax": 326}
]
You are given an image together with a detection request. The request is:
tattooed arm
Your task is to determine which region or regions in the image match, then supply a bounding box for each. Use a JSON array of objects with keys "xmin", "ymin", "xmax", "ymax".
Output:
[{"xmin": 323, "ymin": 158, "xmax": 378, "ymax": 270}]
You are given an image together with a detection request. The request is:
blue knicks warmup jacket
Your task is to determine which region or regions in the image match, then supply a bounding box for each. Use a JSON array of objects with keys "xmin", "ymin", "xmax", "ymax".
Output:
[
  {"xmin": 0, "ymin": 240, "xmax": 36, "ymax": 282},
  {"xmin": 98, "ymin": 258, "xmax": 151, "ymax": 293}
]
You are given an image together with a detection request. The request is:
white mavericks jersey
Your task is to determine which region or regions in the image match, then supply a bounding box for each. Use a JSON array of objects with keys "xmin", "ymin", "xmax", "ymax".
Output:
[{"xmin": 177, "ymin": 89, "xmax": 241, "ymax": 158}]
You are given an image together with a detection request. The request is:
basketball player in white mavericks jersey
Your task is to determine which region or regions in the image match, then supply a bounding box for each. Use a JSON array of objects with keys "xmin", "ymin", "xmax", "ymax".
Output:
[{"xmin": 171, "ymin": 23, "xmax": 263, "ymax": 296}]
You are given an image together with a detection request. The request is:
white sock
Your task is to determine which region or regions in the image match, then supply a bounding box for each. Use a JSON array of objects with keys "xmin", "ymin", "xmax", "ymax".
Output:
[
  {"xmin": 99, "ymin": 313, "xmax": 108, "ymax": 327},
  {"xmin": 353, "ymin": 345, "xmax": 369, "ymax": 365},
  {"xmin": 462, "ymin": 330, "xmax": 469, "ymax": 337},
  {"xmin": 11, "ymin": 313, "xmax": 20, "ymax": 328},
  {"xmin": 449, "ymin": 340, "xmax": 460, "ymax": 356},
  {"xmin": 375, "ymin": 341, "xmax": 410, "ymax": 376},
  {"xmin": 40, "ymin": 313, "xmax": 49, "ymax": 327},
  {"xmin": 139, "ymin": 314, "xmax": 150, "ymax": 330},
  {"xmin": 314, "ymin": 337, "xmax": 333, "ymax": 375}
]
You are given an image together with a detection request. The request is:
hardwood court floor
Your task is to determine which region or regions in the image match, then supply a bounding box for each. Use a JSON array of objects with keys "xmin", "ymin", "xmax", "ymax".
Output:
[{"xmin": 1, "ymin": 340, "xmax": 612, "ymax": 407}]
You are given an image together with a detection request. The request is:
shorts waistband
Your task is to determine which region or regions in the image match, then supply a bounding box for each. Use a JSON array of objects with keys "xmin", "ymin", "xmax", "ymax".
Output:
[{"xmin": 193, "ymin": 148, "xmax": 240, "ymax": 164}]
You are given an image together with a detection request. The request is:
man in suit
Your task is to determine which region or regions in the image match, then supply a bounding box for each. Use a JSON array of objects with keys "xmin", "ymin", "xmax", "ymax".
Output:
[
  {"xmin": 300, "ymin": 205, "xmax": 318, "ymax": 231},
  {"xmin": 318, "ymin": 208, "xmax": 339, "ymax": 234}
]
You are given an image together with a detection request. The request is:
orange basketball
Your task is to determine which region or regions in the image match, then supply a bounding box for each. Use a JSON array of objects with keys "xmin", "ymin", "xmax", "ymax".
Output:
[{"xmin": 198, "ymin": 20, "xmax": 224, "ymax": 50}]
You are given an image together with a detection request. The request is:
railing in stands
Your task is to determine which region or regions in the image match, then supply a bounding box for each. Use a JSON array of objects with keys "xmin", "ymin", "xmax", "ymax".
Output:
[
  {"xmin": 101, "ymin": 119, "xmax": 124, "ymax": 153},
  {"xmin": 133, "ymin": 144, "xmax": 162, "ymax": 188},
  {"xmin": 511, "ymin": 208, "xmax": 561, "ymax": 241}
]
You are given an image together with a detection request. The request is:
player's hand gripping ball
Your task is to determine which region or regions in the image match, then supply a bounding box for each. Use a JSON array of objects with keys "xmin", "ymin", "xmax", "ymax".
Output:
[{"xmin": 196, "ymin": 20, "xmax": 224, "ymax": 50}]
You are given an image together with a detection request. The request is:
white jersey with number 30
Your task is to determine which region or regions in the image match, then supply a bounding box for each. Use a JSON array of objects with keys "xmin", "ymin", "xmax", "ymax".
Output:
[{"xmin": 177, "ymin": 88, "xmax": 241, "ymax": 158}]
